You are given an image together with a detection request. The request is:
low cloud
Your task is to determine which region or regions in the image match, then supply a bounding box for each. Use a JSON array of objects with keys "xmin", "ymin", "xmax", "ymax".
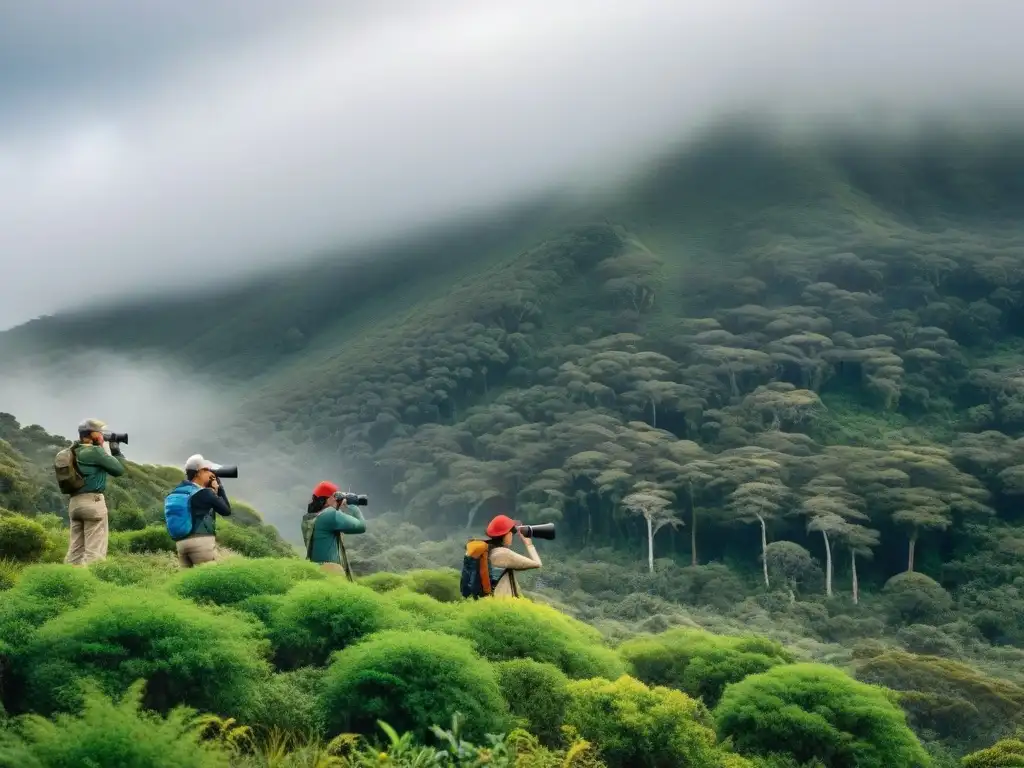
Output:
[{"xmin": 2, "ymin": 0, "xmax": 1024, "ymax": 329}]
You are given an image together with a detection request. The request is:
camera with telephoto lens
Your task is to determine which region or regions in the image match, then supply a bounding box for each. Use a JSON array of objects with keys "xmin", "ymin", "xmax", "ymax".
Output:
[
  {"xmin": 515, "ymin": 523, "xmax": 556, "ymax": 540},
  {"xmin": 104, "ymin": 431, "xmax": 128, "ymax": 444},
  {"xmin": 212, "ymin": 465, "xmax": 238, "ymax": 479},
  {"xmin": 334, "ymin": 491, "xmax": 368, "ymax": 506}
]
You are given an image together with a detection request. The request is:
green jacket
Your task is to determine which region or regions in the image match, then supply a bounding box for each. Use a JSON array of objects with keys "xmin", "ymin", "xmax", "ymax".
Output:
[
  {"xmin": 301, "ymin": 506, "xmax": 366, "ymax": 565},
  {"xmin": 73, "ymin": 443, "xmax": 126, "ymax": 494}
]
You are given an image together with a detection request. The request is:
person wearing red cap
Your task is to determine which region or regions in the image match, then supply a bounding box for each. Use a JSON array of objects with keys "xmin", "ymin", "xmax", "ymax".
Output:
[
  {"xmin": 484, "ymin": 514, "xmax": 542, "ymax": 598},
  {"xmin": 301, "ymin": 481, "xmax": 366, "ymax": 579}
]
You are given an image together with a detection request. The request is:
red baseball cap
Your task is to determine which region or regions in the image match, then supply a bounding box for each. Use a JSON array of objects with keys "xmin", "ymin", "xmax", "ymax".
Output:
[
  {"xmin": 486, "ymin": 514, "xmax": 519, "ymax": 538},
  {"xmin": 312, "ymin": 481, "xmax": 339, "ymax": 498}
]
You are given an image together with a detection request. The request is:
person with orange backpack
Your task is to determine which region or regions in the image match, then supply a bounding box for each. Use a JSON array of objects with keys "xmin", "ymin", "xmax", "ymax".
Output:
[{"xmin": 460, "ymin": 514, "xmax": 542, "ymax": 599}]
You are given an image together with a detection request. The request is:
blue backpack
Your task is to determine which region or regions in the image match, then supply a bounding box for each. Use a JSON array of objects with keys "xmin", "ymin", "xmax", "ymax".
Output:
[{"xmin": 164, "ymin": 481, "xmax": 202, "ymax": 541}]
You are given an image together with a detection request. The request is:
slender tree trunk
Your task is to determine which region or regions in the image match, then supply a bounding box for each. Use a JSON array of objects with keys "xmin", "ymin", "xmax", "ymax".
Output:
[
  {"xmin": 690, "ymin": 504, "xmax": 698, "ymax": 567},
  {"xmin": 851, "ymin": 550, "xmax": 859, "ymax": 605},
  {"xmin": 821, "ymin": 530, "xmax": 833, "ymax": 597},
  {"xmin": 907, "ymin": 533, "xmax": 917, "ymax": 572},
  {"xmin": 757, "ymin": 514, "xmax": 769, "ymax": 589},
  {"xmin": 646, "ymin": 515, "xmax": 654, "ymax": 574},
  {"xmin": 650, "ymin": 399, "xmax": 657, "ymax": 429}
]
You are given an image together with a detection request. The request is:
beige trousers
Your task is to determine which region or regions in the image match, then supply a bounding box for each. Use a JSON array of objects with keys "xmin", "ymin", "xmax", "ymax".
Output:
[
  {"xmin": 65, "ymin": 493, "xmax": 109, "ymax": 566},
  {"xmin": 176, "ymin": 536, "xmax": 218, "ymax": 568}
]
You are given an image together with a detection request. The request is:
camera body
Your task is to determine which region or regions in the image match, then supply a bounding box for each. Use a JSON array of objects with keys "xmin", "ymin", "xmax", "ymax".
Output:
[
  {"xmin": 104, "ymin": 431, "xmax": 128, "ymax": 444},
  {"xmin": 334, "ymin": 491, "xmax": 369, "ymax": 506},
  {"xmin": 515, "ymin": 523, "xmax": 556, "ymax": 540}
]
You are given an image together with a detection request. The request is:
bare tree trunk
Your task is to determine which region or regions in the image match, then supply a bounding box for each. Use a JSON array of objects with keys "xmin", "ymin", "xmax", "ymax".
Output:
[
  {"xmin": 908, "ymin": 533, "xmax": 917, "ymax": 573},
  {"xmin": 646, "ymin": 515, "xmax": 654, "ymax": 574},
  {"xmin": 821, "ymin": 530, "xmax": 833, "ymax": 597},
  {"xmin": 851, "ymin": 550, "xmax": 859, "ymax": 605},
  {"xmin": 651, "ymin": 399, "xmax": 657, "ymax": 429},
  {"xmin": 757, "ymin": 514, "xmax": 769, "ymax": 589},
  {"xmin": 690, "ymin": 504, "xmax": 698, "ymax": 567}
]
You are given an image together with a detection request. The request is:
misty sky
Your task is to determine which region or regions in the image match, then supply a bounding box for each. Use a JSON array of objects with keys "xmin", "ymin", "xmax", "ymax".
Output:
[{"xmin": 2, "ymin": 0, "xmax": 1023, "ymax": 330}]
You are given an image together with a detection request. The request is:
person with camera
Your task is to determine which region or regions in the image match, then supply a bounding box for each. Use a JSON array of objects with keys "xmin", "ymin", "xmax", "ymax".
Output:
[
  {"xmin": 60, "ymin": 418, "xmax": 127, "ymax": 566},
  {"xmin": 163, "ymin": 454, "xmax": 232, "ymax": 568},
  {"xmin": 483, "ymin": 514, "xmax": 543, "ymax": 598},
  {"xmin": 302, "ymin": 481, "xmax": 367, "ymax": 579}
]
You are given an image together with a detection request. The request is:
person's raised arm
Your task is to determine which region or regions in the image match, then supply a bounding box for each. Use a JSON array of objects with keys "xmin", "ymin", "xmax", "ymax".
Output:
[
  {"xmin": 191, "ymin": 483, "xmax": 231, "ymax": 517},
  {"xmin": 324, "ymin": 504, "xmax": 366, "ymax": 534},
  {"xmin": 81, "ymin": 442, "xmax": 126, "ymax": 477},
  {"xmin": 489, "ymin": 535, "xmax": 542, "ymax": 571}
]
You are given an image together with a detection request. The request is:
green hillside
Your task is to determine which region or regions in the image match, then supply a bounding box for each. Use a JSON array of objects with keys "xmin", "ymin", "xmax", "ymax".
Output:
[{"xmin": 5, "ymin": 122, "xmax": 1024, "ymax": 763}]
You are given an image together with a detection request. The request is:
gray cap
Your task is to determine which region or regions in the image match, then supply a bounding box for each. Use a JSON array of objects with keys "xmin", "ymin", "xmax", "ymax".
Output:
[
  {"xmin": 184, "ymin": 454, "xmax": 221, "ymax": 473},
  {"xmin": 78, "ymin": 418, "xmax": 107, "ymax": 434}
]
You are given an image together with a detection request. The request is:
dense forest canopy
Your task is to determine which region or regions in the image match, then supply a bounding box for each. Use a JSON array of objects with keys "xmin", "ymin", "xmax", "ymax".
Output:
[{"xmin": 4, "ymin": 122, "xmax": 1024, "ymax": 765}]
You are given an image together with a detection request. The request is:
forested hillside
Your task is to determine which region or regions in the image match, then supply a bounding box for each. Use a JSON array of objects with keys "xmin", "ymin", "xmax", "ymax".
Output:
[{"xmin": 4, "ymin": 124, "xmax": 1024, "ymax": 764}]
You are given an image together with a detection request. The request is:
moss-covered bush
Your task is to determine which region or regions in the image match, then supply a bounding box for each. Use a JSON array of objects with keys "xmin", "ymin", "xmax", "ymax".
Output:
[
  {"xmin": 564, "ymin": 675, "xmax": 724, "ymax": 768},
  {"xmin": 243, "ymin": 666, "xmax": 327, "ymax": 738},
  {"xmin": 359, "ymin": 571, "xmax": 407, "ymax": 593},
  {"xmin": 714, "ymin": 663, "xmax": 930, "ymax": 768},
  {"xmin": 15, "ymin": 588, "xmax": 271, "ymax": 719},
  {"xmin": 402, "ymin": 568, "xmax": 463, "ymax": 603},
  {"xmin": 618, "ymin": 627, "xmax": 794, "ymax": 707},
  {"xmin": 445, "ymin": 598, "xmax": 626, "ymax": 680},
  {"xmin": 0, "ymin": 681, "xmax": 230, "ymax": 768},
  {"xmin": 169, "ymin": 557, "xmax": 326, "ymax": 607},
  {"xmin": 89, "ymin": 554, "xmax": 181, "ymax": 588},
  {"xmin": 0, "ymin": 515, "xmax": 47, "ymax": 562},
  {"xmin": 0, "ymin": 565, "xmax": 103, "ymax": 650},
  {"xmin": 265, "ymin": 578, "xmax": 408, "ymax": 669},
  {"xmin": 319, "ymin": 629, "xmax": 509, "ymax": 742},
  {"xmin": 494, "ymin": 658, "xmax": 570, "ymax": 747},
  {"xmin": 108, "ymin": 524, "xmax": 177, "ymax": 555},
  {"xmin": 883, "ymin": 572, "xmax": 954, "ymax": 626}
]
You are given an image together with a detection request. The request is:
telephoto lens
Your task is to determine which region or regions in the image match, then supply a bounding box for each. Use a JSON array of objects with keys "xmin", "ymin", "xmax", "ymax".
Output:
[
  {"xmin": 104, "ymin": 432, "xmax": 129, "ymax": 444},
  {"xmin": 336, "ymin": 492, "xmax": 369, "ymax": 506},
  {"xmin": 516, "ymin": 523, "xmax": 555, "ymax": 540},
  {"xmin": 213, "ymin": 465, "xmax": 239, "ymax": 479}
]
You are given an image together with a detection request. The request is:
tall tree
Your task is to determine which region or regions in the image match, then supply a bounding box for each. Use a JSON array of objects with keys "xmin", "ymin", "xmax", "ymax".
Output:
[{"xmin": 622, "ymin": 486, "xmax": 681, "ymax": 574}]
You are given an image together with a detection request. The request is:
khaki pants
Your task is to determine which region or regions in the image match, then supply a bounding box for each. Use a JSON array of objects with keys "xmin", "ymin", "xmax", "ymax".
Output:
[
  {"xmin": 176, "ymin": 536, "xmax": 218, "ymax": 568},
  {"xmin": 65, "ymin": 493, "xmax": 109, "ymax": 566}
]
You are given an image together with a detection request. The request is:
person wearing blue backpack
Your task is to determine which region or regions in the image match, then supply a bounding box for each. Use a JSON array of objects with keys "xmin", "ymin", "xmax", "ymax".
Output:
[{"xmin": 164, "ymin": 454, "xmax": 232, "ymax": 568}]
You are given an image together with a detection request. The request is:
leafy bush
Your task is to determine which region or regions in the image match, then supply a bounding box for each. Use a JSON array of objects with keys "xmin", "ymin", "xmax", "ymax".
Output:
[
  {"xmin": 714, "ymin": 663, "xmax": 930, "ymax": 768},
  {"xmin": 0, "ymin": 515, "xmax": 47, "ymax": 562},
  {"xmin": 403, "ymin": 569, "xmax": 463, "ymax": 603},
  {"xmin": 0, "ymin": 559, "xmax": 20, "ymax": 592},
  {"xmin": 618, "ymin": 627, "xmax": 794, "ymax": 707},
  {"xmin": 108, "ymin": 524, "xmax": 176, "ymax": 555},
  {"xmin": 494, "ymin": 658, "xmax": 570, "ymax": 746},
  {"xmin": 169, "ymin": 557, "xmax": 325, "ymax": 607},
  {"xmin": 0, "ymin": 680, "xmax": 230, "ymax": 768},
  {"xmin": 214, "ymin": 519, "xmax": 295, "ymax": 559},
  {"xmin": 445, "ymin": 598, "xmax": 626, "ymax": 680},
  {"xmin": 961, "ymin": 736, "xmax": 1024, "ymax": 767},
  {"xmin": 89, "ymin": 554, "xmax": 181, "ymax": 588},
  {"xmin": 359, "ymin": 571, "xmax": 407, "ymax": 593},
  {"xmin": 0, "ymin": 565, "xmax": 103, "ymax": 651},
  {"xmin": 883, "ymin": 572, "xmax": 954, "ymax": 626},
  {"xmin": 108, "ymin": 505, "xmax": 148, "ymax": 532},
  {"xmin": 564, "ymin": 675, "xmax": 723, "ymax": 768},
  {"xmin": 388, "ymin": 588, "xmax": 458, "ymax": 626},
  {"xmin": 266, "ymin": 578, "xmax": 408, "ymax": 669},
  {"xmin": 243, "ymin": 667, "xmax": 326, "ymax": 738},
  {"xmin": 319, "ymin": 629, "xmax": 509, "ymax": 742},
  {"xmin": 15, "ymin": 588, "xmax": 271, "ymax": 719}
]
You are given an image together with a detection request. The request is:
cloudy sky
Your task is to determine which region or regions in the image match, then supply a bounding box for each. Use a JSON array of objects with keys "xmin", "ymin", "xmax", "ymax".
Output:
[{"xmin": 1, "ymin": 0, "xmax": 1023, "ymax": 330}]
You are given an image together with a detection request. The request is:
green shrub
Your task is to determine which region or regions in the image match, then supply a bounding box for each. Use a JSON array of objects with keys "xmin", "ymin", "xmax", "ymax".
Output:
[
  {"xmin": 215, "ymin": 519, "xmax": 295, "ymax": 559},
  {"xmin": 494, "ymin": 658, "xmax": 570, "ymax": 746},
  {"xmin": 403, "ymin": 568, "xmax": 463, "ymax": 603},
  {"xmin": 883, "ymin": 572, "xmax": 954, "ymax": 626},
  {"xmin": 169, "ymin": 558, "xmax": 325, "ymax": 607},
  {"xmin": 244, "ymin": 667, "xmax": 327, "ymax": 738},
  {"xmin": 388, "ymin": 588, "xmax": 458, "ymax": 627},
  {"xmin": 16, "ymin": 588, "xmax": 271, "ymax": 719},
  {"xmin": 108, "ymin": 524, "xmax": 176, "ymax": 554},
  {"xmin": 90, "ymin": 554, "xmax": 180, "ymax": 588},
  {"xmin": 108, "ymin": 505, "xmax": 148, "ymax": 532},
  {"xmin": 445, "ymin": 598, "xmax": 626, "ymax": 680},
  {"xmin": 564, "ymin": 675, "xmax": 722, "ymax": 768},
  {"xmin": 359, "ymin": 571, "xmax": 407, "ymax": 593},
  {"xmin": 0, "ymin": 565, "xmax": 103, "ymax": 650},
  {"xmin": 266, "ymin": 579, "xmax": 407, "ymax": 669},
  {"xmin": 0, "ymin": 680, "xmax": 230, "ymax": 768},
  {"xmin": 319, "ymin": 629, "xmax": 509, "ymax": 742},
  {"xmin": 0, "ymin": 516, "xmax": 47, "ymax": 562},
  {"xmin": 618, "ymin": 627, "xmax": 793, "ymax": 707},
  {"xmin": 0, "ymin": 559, "xmax": 20, "ymax": 591},
  {"xmin": 714, "ymin": 663, "xmax": 930, "ymax": 768},
  {"xmin": 961, "ymin": 737, "xmax": 1024, "ymax": 767}
]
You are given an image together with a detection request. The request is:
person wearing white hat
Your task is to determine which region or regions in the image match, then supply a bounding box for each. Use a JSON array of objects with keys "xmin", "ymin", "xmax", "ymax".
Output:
[
  {"xmin": 162, "ymin": 454, "xmax": 232, "ymax": 567},
  {"xmin": 61, "ymin": 418, "xmax": 126, "ymax": 566}
]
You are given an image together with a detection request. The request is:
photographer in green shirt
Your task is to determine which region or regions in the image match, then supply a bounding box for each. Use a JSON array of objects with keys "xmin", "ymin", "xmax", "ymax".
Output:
[{"xmin": 301, "ymin": 481, "xmax": 366, "ymax": 580}]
